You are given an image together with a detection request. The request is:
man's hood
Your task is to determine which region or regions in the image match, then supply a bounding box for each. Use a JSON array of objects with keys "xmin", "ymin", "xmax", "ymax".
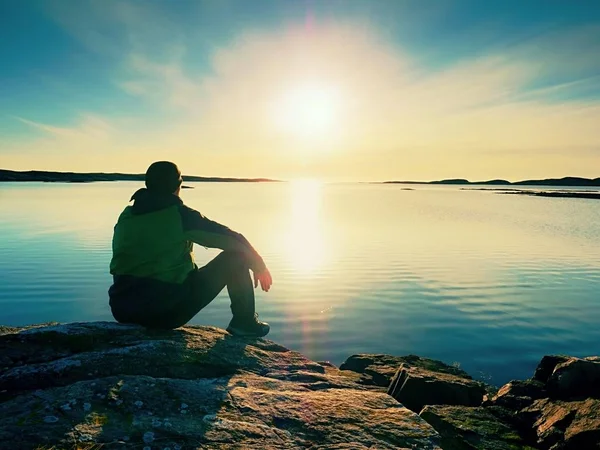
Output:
[{"xmin": 129, "ymin": 188, "xmax": 182, "ymax": 215}]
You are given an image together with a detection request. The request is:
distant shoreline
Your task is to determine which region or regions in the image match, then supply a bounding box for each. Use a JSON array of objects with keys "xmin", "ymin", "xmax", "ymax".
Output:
[
  {"xmin": 382, "ymin": 176, "xmax": 600, "ymax": 187},
  {"xmin": 0, "ymin": 169, "xmax": 280, "ymax": 183}
]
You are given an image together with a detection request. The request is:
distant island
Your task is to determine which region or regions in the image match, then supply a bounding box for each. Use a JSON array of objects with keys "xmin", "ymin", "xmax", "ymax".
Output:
[
  {"xmin": 383, "ymin": 176, "xmax": 600, "ymax": 187},
  {"xmin": 0, "ymin": 169, "xmax": 279, "ymax": 183}
]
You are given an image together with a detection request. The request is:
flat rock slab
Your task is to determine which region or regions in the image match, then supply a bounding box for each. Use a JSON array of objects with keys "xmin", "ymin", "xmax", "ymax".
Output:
[
  {"xmin": 0, "ymin": 321, "xmax": 325, "ymax": 400},
  {"xmin": 420, "ymin": 405, "xmax": 537, "ymax": 450},
  {"xmin": 0, "ymin": 322, "xmax": 441, "ymax": 449}
]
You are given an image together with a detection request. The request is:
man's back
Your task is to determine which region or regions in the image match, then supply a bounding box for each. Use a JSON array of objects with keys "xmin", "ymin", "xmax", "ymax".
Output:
[{"xmin": 110, "ymin": 188, "xmax": 195, "ymax": 285}]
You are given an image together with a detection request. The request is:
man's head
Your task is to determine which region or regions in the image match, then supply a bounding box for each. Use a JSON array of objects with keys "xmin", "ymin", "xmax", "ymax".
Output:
[{"xmin": 145, "ymin": 161, "xmax": 182, "ymax": 195}]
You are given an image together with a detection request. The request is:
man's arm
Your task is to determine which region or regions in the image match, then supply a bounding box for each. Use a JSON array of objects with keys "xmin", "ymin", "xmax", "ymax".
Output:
[{"xmin": 178, "ymin": 204, "xmax": 266, "ymax": 272}]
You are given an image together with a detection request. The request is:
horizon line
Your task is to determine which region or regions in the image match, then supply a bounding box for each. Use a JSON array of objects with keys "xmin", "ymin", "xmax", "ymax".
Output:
[{"xmin": 1, "ymin": 168, "xmax": 600, "ymax": 185}]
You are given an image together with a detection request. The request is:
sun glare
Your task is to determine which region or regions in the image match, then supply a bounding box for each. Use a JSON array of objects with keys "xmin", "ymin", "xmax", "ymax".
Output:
[
  {"xmin": 274, "ymin": 84, "xmax": 339, "ymax": 140},
  {"xmin": 283, "ymin": 179, "xmax": 326, "ymax": 274}
]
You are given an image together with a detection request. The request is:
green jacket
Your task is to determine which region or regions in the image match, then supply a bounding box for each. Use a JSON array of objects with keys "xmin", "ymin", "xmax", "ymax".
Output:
[{"xmin": 109, "ymin": 188, "xmax": 264, "ymax": 305}]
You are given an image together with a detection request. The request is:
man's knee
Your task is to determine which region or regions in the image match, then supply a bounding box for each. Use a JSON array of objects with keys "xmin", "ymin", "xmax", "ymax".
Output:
[{"xmin": 218, "ymin": 250, "xmax": 251, "ymax": 270}]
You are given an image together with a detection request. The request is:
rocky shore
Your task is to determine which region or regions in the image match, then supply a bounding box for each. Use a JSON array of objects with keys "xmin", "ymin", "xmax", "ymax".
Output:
[{"xmin": 0, "ymin": 322, "xmax": 598, "ymax": 449}]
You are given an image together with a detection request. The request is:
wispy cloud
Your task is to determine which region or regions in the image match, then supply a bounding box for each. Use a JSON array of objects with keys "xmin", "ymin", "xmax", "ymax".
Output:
[
  {"xmin": 16, "ymin": 115, "xmax": 113, "ymax": 141},
  {"xmin": 120, "ymin": 52, "xmax": 203, "ymax": 109}
]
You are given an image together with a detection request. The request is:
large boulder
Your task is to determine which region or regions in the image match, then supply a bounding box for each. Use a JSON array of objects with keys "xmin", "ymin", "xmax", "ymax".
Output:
[
  {"xmin": 535, "ymin": 356, "xmax": 600, "ymax": 400},
  {"xmin": 339, "ymin": 354, "xmax": 486, "ymax": 413},
  {"xmin": 484, "ymin": 379, "xmax": 547, "ymax": 410},
  {"xmin": 0, "ymin": 322, "xmax": 441, "ymax": 449},
  {"xmin": 339, "ymin": 354, "xmax": 472, "ymax": 388},
  {"xmin": 521, "ymin": 398, "xmax": 600, "ymax": 449},
  {"xmin": 533, "ymin": 356, "xmax": 571, "ymax": 384},
  {"xmin": 420, "ymin": 405, "xmax": 536, "ymax": 450},
  {"xmin": 387, "ymin": 363, "xmax": 487, "ymax": 413}
]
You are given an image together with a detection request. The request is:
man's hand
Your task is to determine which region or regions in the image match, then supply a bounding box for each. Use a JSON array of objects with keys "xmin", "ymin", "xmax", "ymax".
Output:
[{"xmin": 253, "ymin": 268, "xmax": 273, "ymax": 292}]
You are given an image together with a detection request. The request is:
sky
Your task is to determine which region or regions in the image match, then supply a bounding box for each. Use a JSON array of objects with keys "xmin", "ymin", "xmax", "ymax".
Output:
[{"xmin": 1, "ymin": 0, "xmax": 600, "ymax": 182}]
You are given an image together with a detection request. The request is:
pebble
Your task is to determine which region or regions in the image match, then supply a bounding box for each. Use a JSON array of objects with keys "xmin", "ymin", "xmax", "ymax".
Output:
[
  {"xmin": 163, "ymin": 421, "xmax": 172, "ymax": 428},
  {"xmin": 143, "ymin": 447, "xmax": 151, "ymax": 450},
  {"xmin": 143, "ymin": 431, "xmax": 155, "ymax": 444},
  {"xmin": 174, "ymin": 445, "xmax": 181, "ymax": 450},
  {"xmin": 69, "ymin": 399, "xmax": 77, "ymax": 405},
  {"xmin": 61, "ymin": 404, "xmax": 72, "ymax": 411},
  {"xmin": 152, "ymin": 419, "xmax": 162, "ymax": 428},
  {"xmin": 148, "ymin": 411, "xmax": 153, "ymax": 416},
  {"xmin": 180, "ymin": 403, "xmax": 188, "ymax": 409},
  {"xmin": 90, "ymin": 382, "xmax": 96, "ymax": 386},
  {"xmin": 83, "ymin": 403, "xmax": 91, "ymax": 412},
  {"xmin": 116, "ymin": 399, "xmax": 123, "ymax": 406},
  {"xmin": 122, "ymin": 436, "xmax": 130, "ymax": 441},
  {"xmin": 135, "ymin": 400, "xmax": 144, "ymax": 408},
  {"xmin": 180, "ymin": 410, "xmax": 187, "ymax": 415},
  {"xmin": 44, "ymin": 416, "xmax": 59, "ymax": 423}
]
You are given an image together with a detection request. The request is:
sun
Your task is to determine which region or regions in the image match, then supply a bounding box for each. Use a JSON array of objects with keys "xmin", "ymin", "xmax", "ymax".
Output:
[{"xmin": 273, "ymin": 83, "xmax": 340, "ymax": 140}]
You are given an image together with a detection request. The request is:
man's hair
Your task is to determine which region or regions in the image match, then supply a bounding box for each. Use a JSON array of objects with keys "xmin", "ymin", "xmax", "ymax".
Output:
[{"xmin": 145, "ymin": 161, "xmax": 182, "ymax": 194}]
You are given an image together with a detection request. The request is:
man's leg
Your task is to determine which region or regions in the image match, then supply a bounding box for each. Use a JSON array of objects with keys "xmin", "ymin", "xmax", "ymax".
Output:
[
  {"xmin": 163, "ymin": 251, "xmax": 268, "ymax": 333},
  {"xmin": 194, "ymin": 250, "xmax": 256, "ymax": 321}
]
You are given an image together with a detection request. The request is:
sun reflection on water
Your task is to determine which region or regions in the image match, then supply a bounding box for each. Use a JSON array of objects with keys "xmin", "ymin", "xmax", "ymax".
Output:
[{"xmin": 283, "ymin": 179, "xmax": 327, "ymax": 274}]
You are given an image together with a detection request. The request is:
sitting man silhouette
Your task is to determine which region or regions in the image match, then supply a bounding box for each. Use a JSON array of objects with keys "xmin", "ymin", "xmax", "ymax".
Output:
[{"xmin": 108, "ymin": 161, "xmax": 272, "ymax": 336}]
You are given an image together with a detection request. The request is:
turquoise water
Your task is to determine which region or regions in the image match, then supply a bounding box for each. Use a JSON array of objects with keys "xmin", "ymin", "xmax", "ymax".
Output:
[{"xmin": 1, "ymin": 181, "xmax": 599, "ymax": 385}]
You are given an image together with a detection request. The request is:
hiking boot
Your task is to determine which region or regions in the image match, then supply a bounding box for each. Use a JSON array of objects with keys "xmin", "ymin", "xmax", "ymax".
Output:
[{"xmin": 226, "ymin": 313, "xmax": 270, "ymax": 337}]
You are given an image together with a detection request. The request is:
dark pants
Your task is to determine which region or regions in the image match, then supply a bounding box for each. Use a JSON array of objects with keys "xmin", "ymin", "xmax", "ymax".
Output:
[{"xmin": 110, "ymin": 251, "xmax": 255, "ymax": 329}]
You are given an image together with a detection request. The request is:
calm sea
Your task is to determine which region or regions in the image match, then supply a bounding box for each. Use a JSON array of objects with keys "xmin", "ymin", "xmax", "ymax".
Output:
[{"xmin": 1, "ymin": 181, "xmax": 599, "ymax": 385}]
